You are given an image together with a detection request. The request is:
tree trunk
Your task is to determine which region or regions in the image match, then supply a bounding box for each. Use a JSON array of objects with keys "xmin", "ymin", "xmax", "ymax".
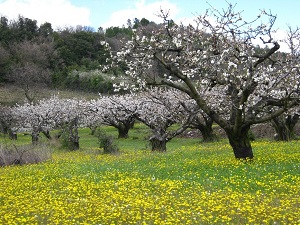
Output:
[
  {"xmin": 69, "ymin": 139, "xmax": 80, "ymax": 151},
  {"xmin": 41, "ymin": 129, "xmax": 52, "ymax": 140},
  {"xmin": 89, "ymin": 126, "xmax": 97, "ymax": 135},
  {"xmin": 9, "ymin": 129, "xmax": 17, "ymax": 140},
  {"xmin": 116, "ymin": 119, "xmax": 135, "ymax": 139},
  {"xmin": 190, "ymin": 114, "xmax": 217, "ymax": 142},
  {"xmin": 31, "ymin": 131, "xmax": 39, "ymax": 144},
  {"xmin": 226, "ymin": 127, "xmax": 254, "ymax": 159},
  {"xmin": 272, "ymin": 114, "xmax": 299, "ymax": 141},
  {"xmin": 150, "ymin": 137, "xmax": 167, "ymax": 152},
  {"xmin": 68, "ymin": 117, "xmax": 80, "ymax": 150},
  {"xmin": 117, "ymin": 125, "xmax": 130, "ymax": 138},
  {"xmin": 198, "ymin": 124, "xmax": 218, "ymax": 142}
]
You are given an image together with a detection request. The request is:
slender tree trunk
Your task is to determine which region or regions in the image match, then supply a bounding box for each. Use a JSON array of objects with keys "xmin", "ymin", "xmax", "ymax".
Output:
[
  {"xmin": 68, "ymin": 117, "xmax": 80, "ymax": 150},
  {"xmin": 150, "ymin": 137, "xmax": 167, "ymax": 152},
  {"xmin": 89, "ymin": 126, "xmax": 97, "ymax": 135},
  {"xmin": 226, "ymin": 127, "xmax": 254, "ymax": 159}
]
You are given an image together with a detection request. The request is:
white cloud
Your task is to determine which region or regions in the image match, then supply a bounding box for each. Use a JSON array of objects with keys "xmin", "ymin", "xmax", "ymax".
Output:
[
  {"xmin": 0, "ymin": 0, "xmax": 91, "ymax": 29},
  {"xmin": 101, "ymin": 0, "xmax": 180, "ymax": 28}
]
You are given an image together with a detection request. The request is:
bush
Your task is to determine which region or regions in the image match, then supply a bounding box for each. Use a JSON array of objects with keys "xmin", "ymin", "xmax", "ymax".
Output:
[
  {"xmin": 58, "ymin": 121, "xmax": 80, "ymax": 151},
  {"xmin": 96, "ymin": 129, "xmax": 119, "ymax": 154},
  {"xmin": 0, "ymin": 143, "xmax": 52, "ymax": 166},
  {"xmin": 63, "ymin": 69, "xmax": 114, "ymax": 93}
]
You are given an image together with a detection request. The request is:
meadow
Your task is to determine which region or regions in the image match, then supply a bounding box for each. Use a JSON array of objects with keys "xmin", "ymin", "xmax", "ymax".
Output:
[{"xmin": 0, "ymin": 124, "xmax": 299, "ymax": 225}]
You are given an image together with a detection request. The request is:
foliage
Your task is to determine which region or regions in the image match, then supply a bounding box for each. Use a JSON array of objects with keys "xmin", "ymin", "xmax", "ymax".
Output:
[
  {"xmin": 105, "ymin": 26, "xmax": 133, "ymax": 38},
  {"xmin": 54, "ymin": 28, "xmax": 109, "ymax": 69},
  {"xmin": 96, "ymin": 128, "xmax": 119, "ymax": 154},
  {"xmin": 64, "ymin": 69, "xmax": 114, "ymax": 93}
]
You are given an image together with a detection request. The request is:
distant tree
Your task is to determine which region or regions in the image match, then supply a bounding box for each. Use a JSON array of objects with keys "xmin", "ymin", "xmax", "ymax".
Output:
[
  {"xmin": 127, "ymin": 19, "xmax": 132, "ymax": 28},
  {"xmin": 0, "ymin": 16, "xmax": 12, "ymax": 45},
  {"xmin": 140, "ymin": 18, "xmax": 150, "ymax": 26},
  {"xmin": 89, "ymin": 94, "xmax": 138, "ymax": 138},
  {"xmin": 12, "ymin": 96, "xmax": 88, "ymax": 148},
  {"xmin": 54, "ymin": 27, "xmax": 108, "ymax": 69},
  {"xmin": 272, "ymin": 109, "xmax": 299, "ymax": 141},
  {"xmin": 133, "ymin": 18, "xmax": 140, "ymax": 29},
  {"xmin": 0, "ymin": 45, "xmax": 10, "ymax": 82},
  {"xmin": 0, "ymin": 105, "xmax": 16, "ymax": 140},
  {"xmin": 105, "ymin": 26, "xmax": 133, "ymax": 38},
  {"xmin": 136, "ymin": 88, "xmax": 196, "ymax": 151},
  {"xmin": 8, "ymin": 38, "xmax": 55, "ymax": 102},
  {"xmin": 9, "ymin": 15, "xmax": 39, "ymax": 41},
  {"xmin": 39, "ymin": 22, "xmax": 53, "ymax": 38}
]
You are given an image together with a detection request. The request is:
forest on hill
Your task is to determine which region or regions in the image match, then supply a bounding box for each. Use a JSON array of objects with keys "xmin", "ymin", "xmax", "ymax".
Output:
[{"xmin": 0, "ymin": 15, "xmax": 156, "ymax": 101}]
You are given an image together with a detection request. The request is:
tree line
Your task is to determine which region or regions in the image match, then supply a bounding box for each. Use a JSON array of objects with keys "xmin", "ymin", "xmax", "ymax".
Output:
[{"xmin": 0, "ymin": 15, "xmax": 155, "ymax": 97}]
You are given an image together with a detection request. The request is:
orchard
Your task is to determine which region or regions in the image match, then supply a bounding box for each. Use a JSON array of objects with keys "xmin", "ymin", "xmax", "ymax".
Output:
[
  {"xmin": 106, "ymin": 3, "xmax": 300, "ymax": 159},
  {"xmin": 0, "ymin": 3, "xmax": 299, "ymax": 160}
]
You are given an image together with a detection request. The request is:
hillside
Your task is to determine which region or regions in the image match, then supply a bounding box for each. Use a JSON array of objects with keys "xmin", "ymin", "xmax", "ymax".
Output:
[{"xmin": 0, "ymin": 84, "xmax": 100, "ymax": 105}]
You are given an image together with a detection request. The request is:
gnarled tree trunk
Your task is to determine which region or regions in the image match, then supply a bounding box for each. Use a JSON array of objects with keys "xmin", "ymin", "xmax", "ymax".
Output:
[
  {"xmin": 41, "ymin": 129, "xmax": 52, "ymax": 140},
  {"xmin": 115, "ymin": 118, "xmax": 135, "ymax": 139},
  {"xmin": 117, "ymin": 124, "xmax": 130, "ymax": 139},
  {"xmin": 272, "ymin": 114, "xmax": 299, "ymax": 141},
  {"xmin": 195, "ymin": 119, "xmax": 218, "ymax": 142},
  {"xmin": 226, "ymin": 126, "xmax": 254, "ymax": 159},
  {"xmin": 150, "ymin": 136, "xmax": 167, "ymax": 152}
]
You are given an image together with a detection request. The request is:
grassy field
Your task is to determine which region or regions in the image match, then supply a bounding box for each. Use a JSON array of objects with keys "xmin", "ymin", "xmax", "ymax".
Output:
[
  {"xmin": 0, "ymin": 124, "xmax": 299, "ymax": 224},
  {"xmin": 0, "ymin": 84, "xmax": 99, "ymax": 105}
]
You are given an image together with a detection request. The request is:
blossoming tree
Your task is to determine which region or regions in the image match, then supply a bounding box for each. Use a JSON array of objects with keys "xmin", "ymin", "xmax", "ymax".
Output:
[
  {"xmin": 11, "ymin": 97, "xmax": 61, "ymax": 144},
  {"xmin": 12, "ymin": 96, "xmax": 88, "ymax": 149},
  {"xmin": 136, "ymin": 88, "xmax": 196, "ymax": 151},
  {"xmin": 88, "ymin": 94, "xmax": 138, "ymax": 138},
  {"xmin": 110, "ymin": 4, "xmax": 300, "ymax": 158}
]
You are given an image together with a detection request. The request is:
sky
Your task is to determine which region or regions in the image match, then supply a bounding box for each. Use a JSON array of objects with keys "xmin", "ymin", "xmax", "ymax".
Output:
[
  {"xmin": 0, "ymin": 0, "xmax": 299, "ymax": 50},
  {"xmin": 0, "ymin": 0, "xmax": 299, "ymax": 30}
]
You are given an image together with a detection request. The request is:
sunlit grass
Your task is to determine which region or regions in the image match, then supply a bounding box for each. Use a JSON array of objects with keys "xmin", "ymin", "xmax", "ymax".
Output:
[{"xmin": 0, "ymin": 125, "xmax": 299, "ymax": 224}]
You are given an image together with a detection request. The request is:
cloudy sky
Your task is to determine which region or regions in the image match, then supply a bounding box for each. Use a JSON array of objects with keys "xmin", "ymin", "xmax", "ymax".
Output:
[{"xmin": 0, "ymin": 0, "xmax": 299, "ymax": 30}]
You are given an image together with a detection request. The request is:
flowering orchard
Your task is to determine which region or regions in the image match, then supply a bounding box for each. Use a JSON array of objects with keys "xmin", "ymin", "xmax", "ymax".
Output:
[
  {"xmin": 9, "ymin": 88, "xmax": 202, "ymax": 151},
  {"xmin": 107, "ymin": 4, "xmax": 300, "ymax": 159}
]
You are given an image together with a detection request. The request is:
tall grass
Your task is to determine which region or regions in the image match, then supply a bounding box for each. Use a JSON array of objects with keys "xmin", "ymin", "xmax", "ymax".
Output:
[{"xmin": 0, "ymin": 124, "xmax": 299, "ymax": 224}]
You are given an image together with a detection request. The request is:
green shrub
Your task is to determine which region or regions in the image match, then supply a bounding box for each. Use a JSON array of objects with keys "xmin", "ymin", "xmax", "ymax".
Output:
[
  {"xmin": 96, "ymin": 128, "xmax": 119, "ymax": 154},
  {"xmin": 62, "ymin": 69, "xmax": 114, "ymax": 93}
]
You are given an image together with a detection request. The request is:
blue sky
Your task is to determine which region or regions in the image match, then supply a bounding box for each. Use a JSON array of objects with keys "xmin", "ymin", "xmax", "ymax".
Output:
[
  {"xmin": 72, "ymin": 0, "xmax": 300, "ymax": 31},
  {"xmin": 0, "ymin": 0, "xmax": 299, "ymax": 31}
]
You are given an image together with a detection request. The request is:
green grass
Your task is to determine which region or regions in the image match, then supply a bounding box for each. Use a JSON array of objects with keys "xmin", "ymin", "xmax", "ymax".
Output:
[{"xmin": 0, "ymin": 124, "xmax": 299, "ymax": 224}]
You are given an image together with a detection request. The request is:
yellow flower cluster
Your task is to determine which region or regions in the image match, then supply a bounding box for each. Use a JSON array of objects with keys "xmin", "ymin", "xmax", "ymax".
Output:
[{"xmin": 0, "ymin": 140, "xmax": 299, "ymax": 224}]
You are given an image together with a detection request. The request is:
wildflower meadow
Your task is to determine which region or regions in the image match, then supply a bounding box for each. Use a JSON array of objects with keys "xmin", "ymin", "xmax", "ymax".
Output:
[{"xmin": 0, "ymin": 127, "xmax": 299, "ymax": 225}]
